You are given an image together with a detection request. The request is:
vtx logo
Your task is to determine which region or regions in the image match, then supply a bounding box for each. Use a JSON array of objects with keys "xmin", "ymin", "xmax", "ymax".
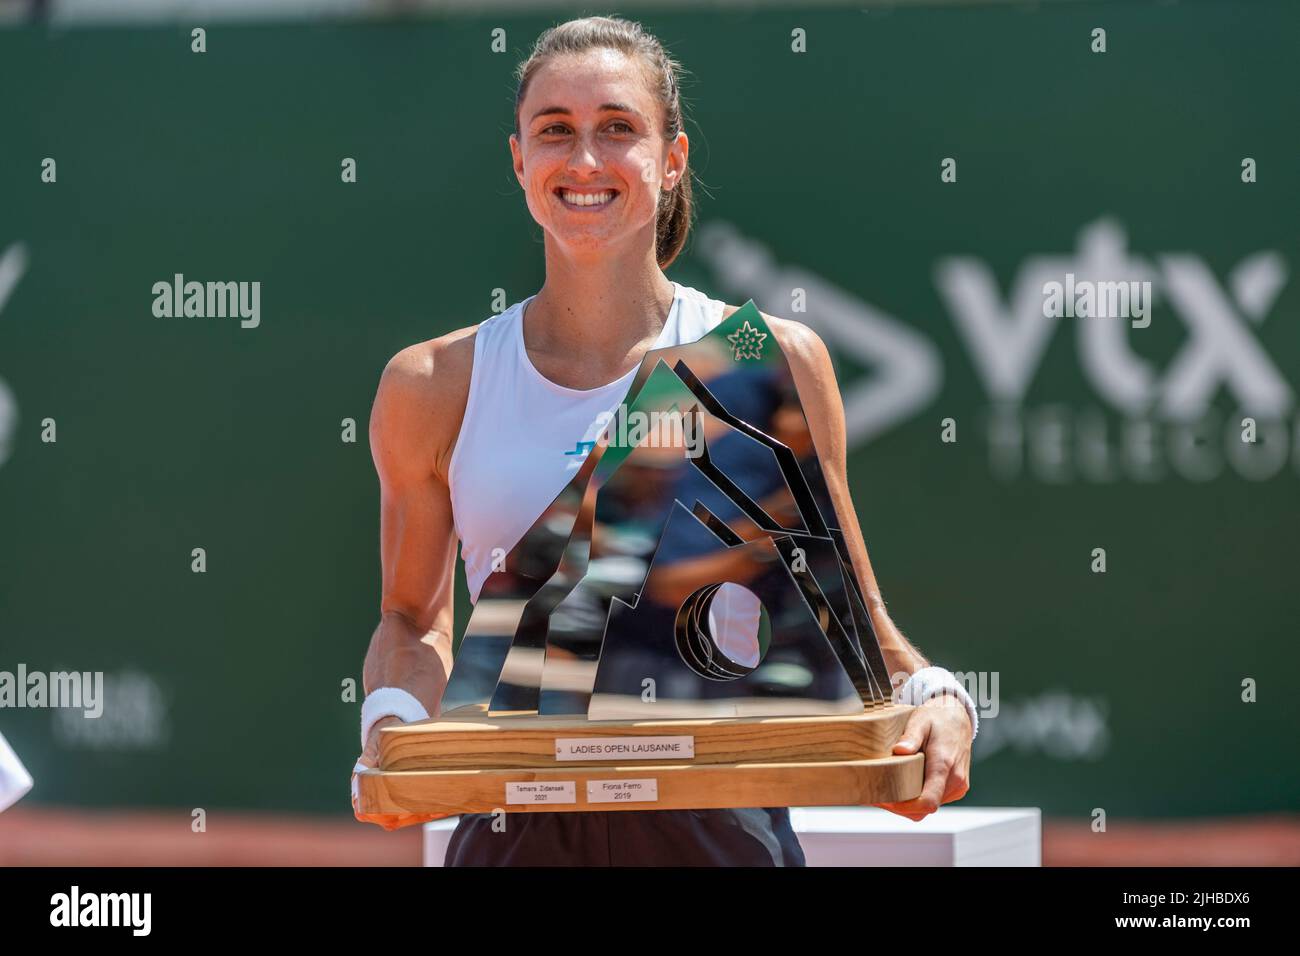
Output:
[
  {"xmin": 935, "ymin": 217, "xmax": 1292, "ymax": 420},
  {"xmin": 697, "ymin": 218, "xmax": 1291, "ymax": 449},
  {"xmin": 0, "ymin": 241, "xmax": 29, "ymax": 470}
]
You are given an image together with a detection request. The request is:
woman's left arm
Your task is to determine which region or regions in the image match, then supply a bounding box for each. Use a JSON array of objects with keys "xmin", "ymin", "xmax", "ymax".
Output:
[{"xmin": 766, "ymin": 313, "xmax": 973, "ymax": 821}]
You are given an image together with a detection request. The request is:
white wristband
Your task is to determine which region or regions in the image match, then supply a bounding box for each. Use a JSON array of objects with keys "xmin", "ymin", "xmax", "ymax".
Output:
[
  {"xmin": 360, "ymin": 687, "xmax": 430, "ymax": 750},
  {"xmin": 895, "ymin": 666, "xmax": 979, "ymax": 741}
]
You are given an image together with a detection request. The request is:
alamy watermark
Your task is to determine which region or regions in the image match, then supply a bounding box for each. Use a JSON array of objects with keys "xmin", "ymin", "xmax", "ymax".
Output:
[
  {"xmin": 1042, "ymin": 272, "xmax": 1152, "ymax": 327},
  {"xmin": 151, "ymin": 273, "xmax": 260, "ymax": 328},
  {"xmin": 0, "ymin": 664, "xmax": 103, "ymax": 718},
  {"xmin": 50, "ymin": 886, "xmax": 151, "ymax": 935},
  {"xmin": 891, "ymin": 668, "xmax": 999, "ymax": 720},
  {"xmin": 591, "ymin": 407, "xmax": 704, "ymax": 457}
]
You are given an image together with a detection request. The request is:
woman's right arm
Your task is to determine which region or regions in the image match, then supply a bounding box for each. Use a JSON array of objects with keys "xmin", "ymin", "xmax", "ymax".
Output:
[{"xmin": 353, "ymin": 331, "xmax": 475, "ymax": 824}]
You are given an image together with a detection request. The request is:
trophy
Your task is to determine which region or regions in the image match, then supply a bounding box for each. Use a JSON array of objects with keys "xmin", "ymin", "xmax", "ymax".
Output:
[{"xmin": 354, "ymin": 301, "xmax": 923, "ymax": 820}]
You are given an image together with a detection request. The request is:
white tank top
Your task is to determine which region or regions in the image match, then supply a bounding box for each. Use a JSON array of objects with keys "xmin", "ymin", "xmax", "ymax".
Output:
[{"xmin": 449, "ymin": 280, "xmax": 727, "ymax": 603}]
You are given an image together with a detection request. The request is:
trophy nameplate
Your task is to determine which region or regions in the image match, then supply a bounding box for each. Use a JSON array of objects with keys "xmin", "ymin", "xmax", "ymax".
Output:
[{"xmin": 355, "ymin": 301, "xmax": 924, "ymax": 822}]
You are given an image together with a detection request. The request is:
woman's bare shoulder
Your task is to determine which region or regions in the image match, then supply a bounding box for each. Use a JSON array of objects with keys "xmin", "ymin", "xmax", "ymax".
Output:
[
  {"xmin": 380, "ymin": 323, "xmax": 480, "ymax": 396},
  {"xmin": 371, "ymin": 322, "xmax": 483, "ymax": 484}
]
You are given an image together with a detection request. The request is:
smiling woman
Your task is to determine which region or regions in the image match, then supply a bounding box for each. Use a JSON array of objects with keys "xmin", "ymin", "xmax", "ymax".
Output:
[
  {"xmin": 508, "ymin": 23, "xmax": 693, "ymax": 288},
  {"xmin": 353, "ymin": 14, "xmax": 974, "ymax": 865}
]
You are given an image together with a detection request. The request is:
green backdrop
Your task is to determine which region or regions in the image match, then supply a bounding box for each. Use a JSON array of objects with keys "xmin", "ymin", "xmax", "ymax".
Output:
[{"xmin": 1, "ymin": 0, "xmax": 1296, "ymax": 819}]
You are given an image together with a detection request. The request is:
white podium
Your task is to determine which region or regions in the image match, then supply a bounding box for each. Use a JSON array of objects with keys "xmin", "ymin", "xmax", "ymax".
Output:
[{"xmin": 422, "ymin": 806, "xmax": 1040, "ymax": 866}]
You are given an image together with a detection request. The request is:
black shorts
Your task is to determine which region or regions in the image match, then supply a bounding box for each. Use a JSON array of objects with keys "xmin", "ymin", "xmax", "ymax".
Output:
[{"xmin": 444, "ymin": 807, "xmax": 806, "ymax": 866}]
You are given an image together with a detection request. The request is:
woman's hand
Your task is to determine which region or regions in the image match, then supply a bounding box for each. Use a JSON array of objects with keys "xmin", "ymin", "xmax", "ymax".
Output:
[
  {"xmin": 351, "ymin": 716, "xmax": 429, "ymax": 831},
  {"xmin": 874, "ymin": 695, "xmax": 973, "ymax": 821}
]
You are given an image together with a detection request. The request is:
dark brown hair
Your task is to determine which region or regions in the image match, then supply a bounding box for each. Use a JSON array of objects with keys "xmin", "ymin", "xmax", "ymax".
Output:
[{"xmin": 513, "ymin": 16, "xmax": 694, "ymax": 269}]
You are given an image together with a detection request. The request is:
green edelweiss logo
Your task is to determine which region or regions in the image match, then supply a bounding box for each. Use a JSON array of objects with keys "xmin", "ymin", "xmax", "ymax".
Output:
[{"xmin": 727, "ymin": 319, "xmax": 767, "ymax": 360}]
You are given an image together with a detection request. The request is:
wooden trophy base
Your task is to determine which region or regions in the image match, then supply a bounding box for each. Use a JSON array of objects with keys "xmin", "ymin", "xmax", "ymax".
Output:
[{"xmin": 354, "ymin": 705, "xmax": 923, "ymax": 825}]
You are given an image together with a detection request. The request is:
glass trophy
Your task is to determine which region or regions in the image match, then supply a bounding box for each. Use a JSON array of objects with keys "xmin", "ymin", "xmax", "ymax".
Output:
[{"xmin": 354, "ymin": 302, "xmax": 923, "ymax": 821}]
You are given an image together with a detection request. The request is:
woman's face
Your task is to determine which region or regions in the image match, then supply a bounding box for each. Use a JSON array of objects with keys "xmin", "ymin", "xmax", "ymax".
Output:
[{"xmin": 511, "ymin": 48, "xmax": 687, "ymax": 260}]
